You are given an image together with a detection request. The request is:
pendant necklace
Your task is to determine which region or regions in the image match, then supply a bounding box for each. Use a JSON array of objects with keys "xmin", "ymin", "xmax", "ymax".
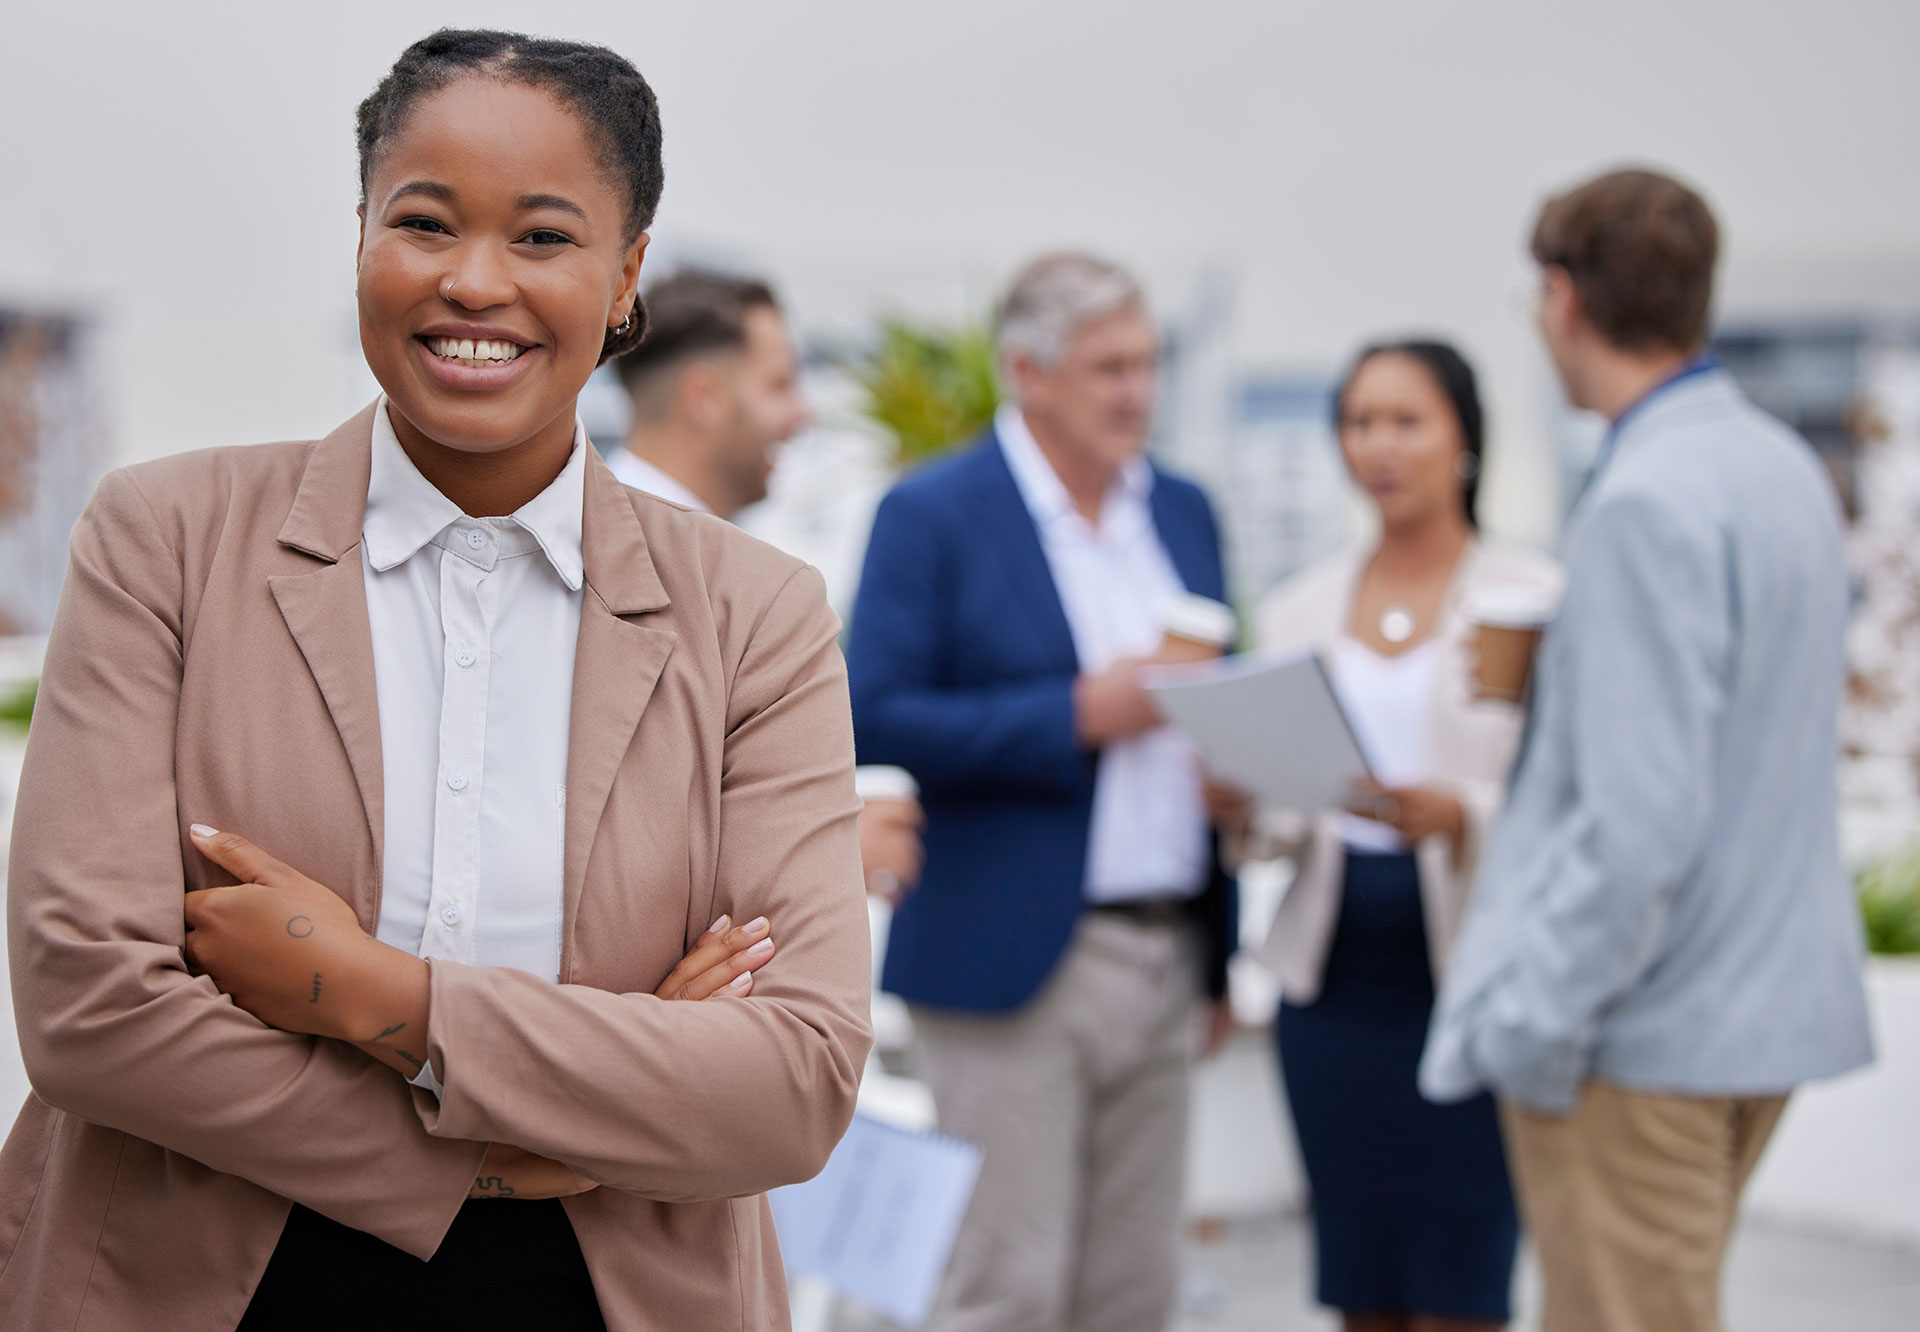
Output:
[{"xmin": 1379, "ymin": 604, "xmax": 1416, "ymax": 644}]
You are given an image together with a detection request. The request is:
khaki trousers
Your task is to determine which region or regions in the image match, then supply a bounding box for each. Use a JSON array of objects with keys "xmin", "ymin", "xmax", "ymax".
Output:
[
  {"xmin": 1501, "ymin": 1082, "xmax": 1788, "ymax": 1332},
  {"xmin": 911, "ymin": 914, "xmax": 1199, "ymax": 1332}
]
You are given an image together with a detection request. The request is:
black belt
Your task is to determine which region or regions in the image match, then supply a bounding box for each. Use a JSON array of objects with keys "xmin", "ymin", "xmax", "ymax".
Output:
[{"xmin": 1088, "ymin": 896, "xmax": 1194, "ymax": 927}]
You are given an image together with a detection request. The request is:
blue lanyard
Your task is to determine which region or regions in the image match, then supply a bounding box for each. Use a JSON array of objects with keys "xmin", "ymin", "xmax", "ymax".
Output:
[{"xmin": 1584, "ymin": 355, "xmax": 1720, "ymax": 490}]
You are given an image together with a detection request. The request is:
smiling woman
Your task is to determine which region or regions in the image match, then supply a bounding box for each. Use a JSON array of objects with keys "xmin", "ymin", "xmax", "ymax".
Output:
[
  {"xmin": 353, "ymin": 39, "xmax": 654, "ymax": 514},
  {"xmin": 0, "ymin": 28, "xmax": 870, "ymax": 1332}
]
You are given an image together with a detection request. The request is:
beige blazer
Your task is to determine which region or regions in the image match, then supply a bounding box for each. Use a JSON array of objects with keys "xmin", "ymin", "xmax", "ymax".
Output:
[
  {"xmin": 1247, "ymin": 538, "xmax": 1562, "ymax": 1004},
  {"xmin": 1, "ymin": 406, "xmax": 872, "ymax": 1331}
]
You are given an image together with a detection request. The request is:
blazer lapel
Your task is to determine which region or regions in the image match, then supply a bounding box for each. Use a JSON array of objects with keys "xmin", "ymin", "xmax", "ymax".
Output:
[
  {"xmin": 562, "ymin": 451, "xmax": 675, "ymax": 975},
  {"xmin": 268, "ymin": 404, "xmax": 385, "ymax": 929},
  {"xmin": 974, "ymin": 433, "xmax": 1080, "ymax": 671},
  {"xmin": 1147, "ymin": 473, "xmax": 1215, "ymax": 599}
]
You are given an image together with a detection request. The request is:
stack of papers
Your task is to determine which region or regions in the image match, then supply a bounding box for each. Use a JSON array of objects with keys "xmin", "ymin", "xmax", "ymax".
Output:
[
  {"xmin": 770, "ymin": 1113, "xmax": 983, "ymax": 1326},
  {"xmin": 1145, "ymin": 650, "xmax": 1373, "ymax": 809}
]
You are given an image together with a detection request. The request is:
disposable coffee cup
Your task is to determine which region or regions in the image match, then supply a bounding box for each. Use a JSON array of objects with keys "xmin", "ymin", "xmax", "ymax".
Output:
[
  {"xmin": 1158, "ymin": 593, "xmax": 1237, "ymax": 663},
  {"xmin": 1466, "ymin": 586, "xmax": 1557, "ymax": 702},
  {"xmin": 854, "ymin": 764, "xmax": 919, "ymax": 805},
  {"xmin": 854, "ymin": 766, "xmax": 920, "ymax": 904}
]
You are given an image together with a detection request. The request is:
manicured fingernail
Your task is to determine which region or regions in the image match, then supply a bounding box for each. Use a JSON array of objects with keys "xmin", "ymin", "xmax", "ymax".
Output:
[
  {"xmin": 746, "ymin": 939, "xmax": 774, "ymax": 960},
  {"xmin": 730, "ymin": 972, "xmax": 754, "ymax": 992},
  {"xmin": 743, "ymin": 917, "xmax": 769, "ymax": 936},
  {"xmin": 707, "ymin": 915, "xmax": 731, "ymax": 935},
  {"xmin": 190, "ymin": 824, "xmax": 218, "ymax": 839}
]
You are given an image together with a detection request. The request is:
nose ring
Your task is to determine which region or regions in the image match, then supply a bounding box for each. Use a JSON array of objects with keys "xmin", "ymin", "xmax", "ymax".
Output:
[{"xmin": 441, "ymin": 279, "xmax": 457, "ymax": 303}]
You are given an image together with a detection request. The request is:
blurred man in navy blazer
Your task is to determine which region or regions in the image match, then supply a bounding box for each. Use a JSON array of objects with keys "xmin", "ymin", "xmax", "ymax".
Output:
[{"xmin": 848, "ymin": 253, "xmax": 1237, "ymax": 1332}]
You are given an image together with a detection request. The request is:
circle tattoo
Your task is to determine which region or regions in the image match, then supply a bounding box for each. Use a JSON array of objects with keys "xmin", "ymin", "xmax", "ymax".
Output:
[{"xmin": 286, "ymin": 916, "xmax": 315, "ymax": 938}]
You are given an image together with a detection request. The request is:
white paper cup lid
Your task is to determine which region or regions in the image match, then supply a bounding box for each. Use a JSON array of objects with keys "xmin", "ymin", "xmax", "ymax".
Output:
[
  {"xmin": 854, "ymin": 764, "xmax": 919, "ymax": 803},
  {"xmin": 1464, "ymin": 584, "xmax": 1558, "ymax": 629},
  {"xmin": 1160, "ymin": 593, "xmax": 1237, "ymax": 648}
]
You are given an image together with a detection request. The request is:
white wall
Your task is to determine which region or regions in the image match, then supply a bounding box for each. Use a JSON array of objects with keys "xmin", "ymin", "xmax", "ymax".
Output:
[
  {"xmin": 1747, "ymin": 959, "xmax": 1920, "ymax": 1250},
  {"xmin": 5, "ymin": 1, "xmax": 1919, "ymax": 556}
]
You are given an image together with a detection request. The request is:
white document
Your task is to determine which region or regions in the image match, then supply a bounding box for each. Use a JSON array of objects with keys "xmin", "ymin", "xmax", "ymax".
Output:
[
  {"xmin": 769, "ymin": 1113, "xmax": 983, "ymax": 1327},
  {"xmin": 1145, "ymin": 650, "xmax": 1373, "ymax": 810}
]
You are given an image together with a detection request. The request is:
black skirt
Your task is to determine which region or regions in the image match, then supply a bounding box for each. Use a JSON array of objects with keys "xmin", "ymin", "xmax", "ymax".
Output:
[
  {"xmin": 237, "ymin": 1199, "xmax": 606, "ymax": 1332},
  {"xmin": 1276, "ymin": 849, "xmax": 1519, "ymax": 1322}
]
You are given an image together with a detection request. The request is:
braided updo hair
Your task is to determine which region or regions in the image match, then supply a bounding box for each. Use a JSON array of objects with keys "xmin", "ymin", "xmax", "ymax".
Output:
[{"xmin": 355, "ymin": 29, "xmax": 664, "ymax": 362}]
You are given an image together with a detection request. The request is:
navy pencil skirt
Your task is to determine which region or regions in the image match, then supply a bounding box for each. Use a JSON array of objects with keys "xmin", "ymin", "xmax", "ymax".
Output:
[{"xmin": 1277, "ymin": 849, "xmax": 1518, "ymax": 1322}]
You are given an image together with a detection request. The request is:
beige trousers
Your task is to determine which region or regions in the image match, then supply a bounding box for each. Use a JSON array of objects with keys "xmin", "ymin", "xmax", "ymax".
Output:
[
  {"xmin": 911, "ymin": 914, "xmax": 1199, "ymax": 1332},
  {"xmin": 1501, "ymin": 1081, "xmax": 1788, "ymax": 1332}
]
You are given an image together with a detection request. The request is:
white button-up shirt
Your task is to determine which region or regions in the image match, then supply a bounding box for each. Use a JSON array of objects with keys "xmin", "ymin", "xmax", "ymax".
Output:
[
  {"xmin": 362, "ymin": 402, "xmax": 585, "ymax": 1014},
  {"xmin": 995, "ymin": 405, "xmax": 1210, "ymax": 902},
  {"xmin": 605, "ymin": 445, "xmax": 710, "ymax": 513}
]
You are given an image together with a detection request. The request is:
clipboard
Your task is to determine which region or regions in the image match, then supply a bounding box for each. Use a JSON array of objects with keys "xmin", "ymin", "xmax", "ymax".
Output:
[{"xmin": 1144, "ymin": 649, "xmax": 1374, "ymax": 809}]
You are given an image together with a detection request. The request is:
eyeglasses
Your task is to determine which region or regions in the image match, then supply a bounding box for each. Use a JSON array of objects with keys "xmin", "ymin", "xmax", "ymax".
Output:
[
  {"xmin": 1509, "ymin": 282, "xmax": 1546, "ymax": 320},
  {"xmin": 1513, "ymin": 263, "xmax": 1578, "ymax": 321}
]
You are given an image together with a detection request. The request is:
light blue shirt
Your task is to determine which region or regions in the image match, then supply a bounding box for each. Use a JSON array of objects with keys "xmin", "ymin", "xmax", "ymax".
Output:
[{"xmin": 1420, "ymin": 368, "xmax": 1875, "ymax": 1113}]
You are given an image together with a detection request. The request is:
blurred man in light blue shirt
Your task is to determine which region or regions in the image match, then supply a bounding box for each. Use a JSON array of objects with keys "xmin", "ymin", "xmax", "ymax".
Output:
[{"xmin": 1421, "ymin": 168, "xmax": 1874, "ymax": 1332}]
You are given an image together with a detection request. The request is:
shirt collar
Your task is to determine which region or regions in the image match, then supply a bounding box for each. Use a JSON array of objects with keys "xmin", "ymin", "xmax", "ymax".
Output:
[
  {"xmin": 995, "ymin": 403, "xmax": 1153, "ymax": 530},
  {"xmin": 363, "ymin": 398, "xmax": 587, "ymax": 591},
  {"xmin": 1587, "ymin": 354, "xmax": 1721, "ymax": 487},
  {"xmin": 605, "ymin": 445, "xmax": 712, "ymax": 514}
]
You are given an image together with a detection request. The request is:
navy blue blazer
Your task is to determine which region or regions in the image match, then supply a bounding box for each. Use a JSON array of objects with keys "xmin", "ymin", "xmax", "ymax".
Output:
[{"xmin": 847, "ymin": 429, "xmax": 1238, "ymax": 1014}]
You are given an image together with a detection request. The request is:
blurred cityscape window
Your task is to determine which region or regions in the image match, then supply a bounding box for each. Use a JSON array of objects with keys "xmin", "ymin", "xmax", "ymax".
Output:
[
  {"xmin": 0, "ymin": 310, "xmax": 103, "ymax": 637},
  {"xmin": 1222, "ymin": 377, "xmax": 1348, "ymax": 608}
]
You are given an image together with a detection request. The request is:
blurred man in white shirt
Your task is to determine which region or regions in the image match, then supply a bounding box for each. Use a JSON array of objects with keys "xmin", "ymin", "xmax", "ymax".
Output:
[
  {"xmin": 609, "ymin": 271, "xmax": 806, "ymax": 518},
  {"xmin": 613, "ymin": 270, "xmax": 924, "ymax": 898}
]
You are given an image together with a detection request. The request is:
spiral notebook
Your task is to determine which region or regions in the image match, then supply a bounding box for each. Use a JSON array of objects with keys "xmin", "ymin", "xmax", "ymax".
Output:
[{"xmin": 769, "ymin": 1113, "xmax": 983, "ymax": 1325}]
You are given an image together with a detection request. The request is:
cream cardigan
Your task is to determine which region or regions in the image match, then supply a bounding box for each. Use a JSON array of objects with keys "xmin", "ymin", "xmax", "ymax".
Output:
[{"xmin": 1248, "ymin": 538, "xmax": 1562, "ymax": 1004}]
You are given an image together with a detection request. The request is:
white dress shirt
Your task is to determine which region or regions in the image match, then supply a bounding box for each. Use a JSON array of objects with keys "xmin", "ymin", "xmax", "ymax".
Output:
[
  {"xmin": 995, "ymin": 405, "xmax": 1210, "ymax": 902},
  {"xmin": 605, "ymin": 444, "xmax": 710, "ymax": 513},
  {"xmin": 362, "ymin": 401, "xmax": 586, "ymax": 1038}
]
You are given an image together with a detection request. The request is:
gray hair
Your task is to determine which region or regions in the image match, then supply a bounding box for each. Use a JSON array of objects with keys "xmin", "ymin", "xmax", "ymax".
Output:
[{"xmin": 995, "ymin": 252, "xmax": 1145, "ymax": 371}]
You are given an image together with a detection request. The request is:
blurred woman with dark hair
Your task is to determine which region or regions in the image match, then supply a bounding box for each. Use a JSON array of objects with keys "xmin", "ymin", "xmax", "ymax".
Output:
[{"xmin": 1249, "ymin": 341, "xmax": 1560, "ymax": 1332}]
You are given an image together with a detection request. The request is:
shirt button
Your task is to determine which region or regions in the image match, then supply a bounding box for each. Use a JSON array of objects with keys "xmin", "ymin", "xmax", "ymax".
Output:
[
  {"xmin": 440, "ymin": 903, "xmax": 463, "ymax": 926},
  {"xmin": 464, "ymin": 528, "xmax": 489, "ymax": 550},
  {"xmin": 446, "ymin": 770, "xmax": 470, "ymax": 792},
  {"xmin": 455, "ymin": 645, "xmax": 477, "ymax": 668}
]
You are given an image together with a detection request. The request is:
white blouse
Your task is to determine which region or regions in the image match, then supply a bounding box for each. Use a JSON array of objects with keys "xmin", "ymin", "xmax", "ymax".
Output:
[
  {"xmin": 1328, "ymin": 635, "xmax": 1441, "ymax": 853},
  {"xmin": 361, "ymin": 401, "xmax": 586, "ymax": 1017}
]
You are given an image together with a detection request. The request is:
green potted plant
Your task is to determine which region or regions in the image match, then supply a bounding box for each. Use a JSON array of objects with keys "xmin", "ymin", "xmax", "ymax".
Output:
[
  {"xmin": 0, "ymin": 677, "xmax": 32, "ymax": 731},
  {"xmin": 849, "ymin": 318, "xmax": 999, "ymax": 466},
  {"xmin": 1857, "ymin": 842, "xmax": 1920, "ymax": 956}
]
